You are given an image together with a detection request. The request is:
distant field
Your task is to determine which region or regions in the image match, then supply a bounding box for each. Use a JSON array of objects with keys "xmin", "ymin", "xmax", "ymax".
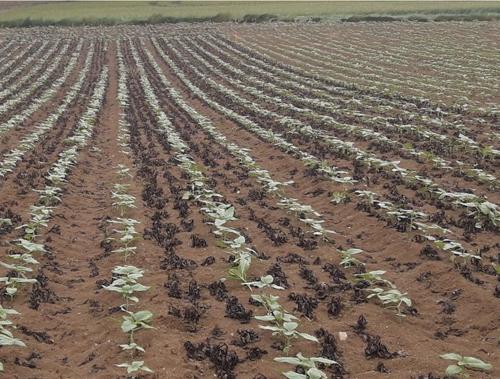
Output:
[{"xmin": 0, "ymin": 1, "xmax": 499, "ymax": 26}]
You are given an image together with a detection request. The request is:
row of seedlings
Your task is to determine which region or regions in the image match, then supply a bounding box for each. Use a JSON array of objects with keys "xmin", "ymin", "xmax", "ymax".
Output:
[
  {"xmin": 300, "ymin": 25, "xmax": 497, "ymax": 84},
  {"xmin": 0, "ymin": 40, "xmax": 83, "ymax": 137},
  {"xmin": 244, "ymin": 31, "xmax": 495, "ymax": 113},
  {"xmin": 230, "ymin": 33, "xmax": 494, "ymax": 119},
  {"xmin": 138, "ymin": 39, "xmax": 334, "ymax": 240},
  {"xmin": 0, "ymin": 41, "xmax": 40, "ymax": 79},
  {"xmin": 102, "ymin": 39, "xmax": 154, "ymax": 376},
  {"xmin": 0, "ymin": 41, "xmax": 38, "ymax": 77},
  {"xmin": 0, "ymin": 43, "xmax": 95, "ymax": 178},
  {"xmin": 0, "ymin": 66, "xmax": 108, "ymax": 373},
  {"xmin": 131, "ymin": 39, "xmax": 415, "ymax": 378},
  {"xmin": 0, "ymin": 41, "xmax": 52, "ymax": 100},
  {"xmin": 141, "ymin": 37, "xmax": 416, "ymax": 320},
  {"xmin": 199, "ymin": 36, "xmax": 499, "ymax": 282},
  {"xmin": 190, "ymin": 36, "xmax": 500, "ymax": 280},
  {"xmin": 186, "ymin": 36, "xmax": 498, "ymax": 187},
  {"xmin": 198, "ymin": 35, "xmax": 490, "ymax": 142},
  {"xmin": 130, "ymin": 39, "xmax": 332, "ymax": 377},
  {"xmin": 208, "ymin": 34, "xmax": 498, "ymax": 144},
  {"xmin": 0, "ymin": 41, "xmax": 73, "ymax": 118},
  {"xmin": 164, "ymin": 37, "xmax": 500, "ymax": 224},
  {"xmin": 0, "ymin": 39, "xmax": 18, "ymax": 66},
  {"xmin": 153, "ymin": 38, "xmax": 491, "ymax": 267},
  {"xmin": 151, "ymin": 38, "xmax": 353, "ymax": 185}
]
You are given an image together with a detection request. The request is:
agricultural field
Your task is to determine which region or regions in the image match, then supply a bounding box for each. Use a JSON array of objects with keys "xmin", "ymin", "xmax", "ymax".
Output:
[
  {"xmin": 0, "ymin": 20, "xmax": 499, "ymax": 379},
  {"xmin": 0, "ymin": 1, "xmax": 500, "ymax": 25}
]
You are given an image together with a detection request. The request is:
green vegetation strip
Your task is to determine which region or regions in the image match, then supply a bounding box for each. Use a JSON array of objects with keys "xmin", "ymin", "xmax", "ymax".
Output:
[{"xmin": 0, "ymin": 1, "xmax": 499, "ymax": 27}]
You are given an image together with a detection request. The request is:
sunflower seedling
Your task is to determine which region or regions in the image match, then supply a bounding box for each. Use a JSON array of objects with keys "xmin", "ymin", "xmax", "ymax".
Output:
[
  {"xmin": 0, "ymin": 327, "xmax": 25, "ymax": 348},
  {"xmin": 0, "ymin": 276, "xmax": 37, "ymax": 297},
  {"xmin": 116, "ymin": 360, "xmax": 153, "ymax": 374},
  {"xmin": 0, "ymin": 304, "xmax": 25, "ymax": 371},
  {"xmin": 112, "ymin": 266, "xmax": 144, "ymax": 280},
  {"xmin": 108, "ymin": 218, "xmax": 140, "ymax": 260},
  {"xmin": 227, "ymin": 251, "xmax": 252, "ymax": 283},
  {"xmin": 113, "ymin": 183, "xmax": 131, "ymax": 193},
  {"xmin": 457, "ymin": 200, "xmax": 500, "ymax": 230},
  {"xmin": 338, "ymin": 248, "xmax": 364, "ymax": 268},
  {"xmin": 253, "ymin": 294, "xmax": 317, "ymax": 352},
  {"xmin": 0, "ymin": 262, "xmax": 33, "ymax": 275},
  {"xmin": 355, "ymin": 190, "xmax": 378, "ymax": 207},
  {"xmin": 121, "ymin": 310, "xmax": 154, "ymax": 334},
  {"xmin": 492, "ymin": 263, "xmax": 500, "ymax": 275},
  {"xmin": 103, "ymin": 270, "xmax": 149, "ymax": 305},
  {"xmin": 387, "ymin": 208, "xmax": 428, "ymax": 232},
  {"xmin": 243, "ymin": 275, "xmax": 284, "ymax": 290},
  {"xmin": 119, "ymin": 341, "xmax": 145, "ymax": 353},
  {"xmin": 330, "ymin": 191, "xmax": 350, "ymax": 205},
  {"xmin": 204, "ymin": 204, "xmax": 237, "ymax": 225},
  {"xmin": 33, "ymin": 186, "xmax": 62, "ymax": 206},
  {"xmin": 275, "ymin": 352, "xmax": 337, "ymax": 379},
  {"xmin": 18, "ymin": 206, "xmax": 53, "ymax": 240},
  {"xmin": 116, "ymin": 164, "xmax": 133, "ymax": 179},
  {"xmin": 0, "ymin": 218, "xmax": 12, "ymax": 227},
  {"xmin": 252, "ymin": 294, "xmax": 295, "ymax": 323},
  {"xmin": 354, "ymin": 270, "xmax": 394, "ymax": 287},
  {"xmin": 111, "ymin": 228, "xmax": 139, "ymax": 252},
  {"xmin": 112, "ymin": 192, "xmax": 137, "ymax": 216},
  {"xmin": 14, "ymin": 239, "xmax": 46, "ymax": 254},
  {"xmin": 440, "ymin": 353, "xmax": 491, "ymax": 377},
  {"xmin": 260, "ymin": 322, "xmax": 318, "ymax": 353},
  {"xmin": 366, "ymin": 288, "xmax": 412, "ymax": 317}
]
